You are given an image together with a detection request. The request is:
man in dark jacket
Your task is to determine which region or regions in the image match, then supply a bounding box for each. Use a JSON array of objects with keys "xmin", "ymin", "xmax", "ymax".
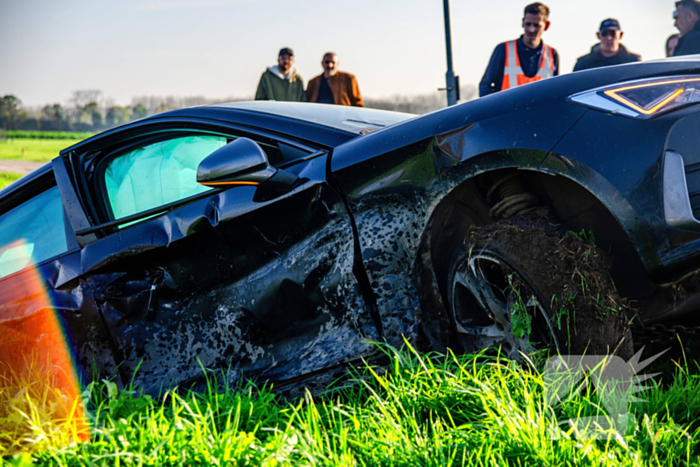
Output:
[
  {"xmin": 255, "ymin": 48, "xmax": 306, "ymax": 102},
  {"xmin": 573, "ymin": 19, "xmax": 641, "ymax": 72},
  {"xmin": 674, "ymin": 0, "xmax": 700, "ymax": 56}
]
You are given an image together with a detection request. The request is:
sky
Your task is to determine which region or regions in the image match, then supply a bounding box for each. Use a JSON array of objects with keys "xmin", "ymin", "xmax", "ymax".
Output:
[{"xmin": 0, "ymin": 0, "xmax": 680, "ymax": 107}]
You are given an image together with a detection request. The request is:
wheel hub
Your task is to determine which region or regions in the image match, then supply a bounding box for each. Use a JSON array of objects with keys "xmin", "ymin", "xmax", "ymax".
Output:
[{"xmin": 450, "ymin": 251, "xmax": 560, "ymax": 359}]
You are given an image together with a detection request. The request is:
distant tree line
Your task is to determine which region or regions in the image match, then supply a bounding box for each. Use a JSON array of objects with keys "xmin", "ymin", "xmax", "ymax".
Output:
[
  {"xmin": 0, "ymin": 90, "xmax": 240, "ymax": 133},
  {"xmin": 0, "ymin": 91, "xmax": 149, "ymax": 132},
  {"xmin": 0, "ymin": 86, "xmax": 477, "ymax": 133}
]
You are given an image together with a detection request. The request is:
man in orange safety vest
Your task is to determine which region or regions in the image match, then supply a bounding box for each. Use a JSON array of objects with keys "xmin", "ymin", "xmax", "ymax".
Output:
[{"xmin": 479, "ymin": 3, "xmax": 559, "ymax": 97}]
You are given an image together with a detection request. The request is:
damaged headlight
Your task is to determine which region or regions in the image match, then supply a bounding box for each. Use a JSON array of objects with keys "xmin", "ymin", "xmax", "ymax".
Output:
[{"xmin": 568, "ymin": 76, "xmax": 700, "ymax": 119}]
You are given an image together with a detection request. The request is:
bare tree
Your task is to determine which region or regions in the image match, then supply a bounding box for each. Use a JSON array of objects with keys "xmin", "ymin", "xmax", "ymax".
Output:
[{"xmin": 70, "ymin": 90, "xmax": 102, "ymax": 110}]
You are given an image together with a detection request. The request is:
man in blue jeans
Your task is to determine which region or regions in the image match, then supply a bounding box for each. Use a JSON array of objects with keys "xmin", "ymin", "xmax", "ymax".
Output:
[{"xmin": 479, "ymin": 2, "xmax": 559, "ymax": 97}]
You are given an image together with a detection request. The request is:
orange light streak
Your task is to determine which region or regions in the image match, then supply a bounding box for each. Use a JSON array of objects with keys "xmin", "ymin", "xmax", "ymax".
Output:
[
  {"xmin": 0, "ymin": 240, "xmax": 89, "ymax": 444},
  {"xmin": 201, "ymin": 181, "xmax": 259, "ymax": 186}
]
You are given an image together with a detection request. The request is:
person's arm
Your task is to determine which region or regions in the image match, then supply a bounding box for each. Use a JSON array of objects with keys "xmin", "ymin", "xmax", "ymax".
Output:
[
  {"xmin": 255, "ymin": 74, "xmax": 268, "ymax": 100},
  {"xmin": 573, "ymin": 57, "xmax": 583, "ymax": 72},
  {"xmin": 306, "ymin": 77, "xmax": 317, "ymax": 103},
  {"xmin": 479, "ymin": 44, "xmax": 505, "ymax": 97},
  {"xmin": 350, "ymin": 75, "xmax": 364, "ymax": 107},
  {"xmin": 552, "ymin": 48, "xmax": 560, "ymax": 76},
  {"xmin": 294, "ymin": 75, "xmax": 306, "ymax": 102},
  {"xmin": 298, "ymin": 78, "xmax": 307, "ymax": 102}
]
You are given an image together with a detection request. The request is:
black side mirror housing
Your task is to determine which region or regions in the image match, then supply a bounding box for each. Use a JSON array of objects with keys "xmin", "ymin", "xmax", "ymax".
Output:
[
  {"xmin": 197, "ymin": 137, "xmax": 277, "ymax": 187},
  {"xmin": 197, "ymin": 137, "xmax": 301, "ymax": 202}
]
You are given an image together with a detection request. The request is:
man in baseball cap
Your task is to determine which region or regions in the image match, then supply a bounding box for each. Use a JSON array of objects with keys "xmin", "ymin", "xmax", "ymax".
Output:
[
  {"xmin": 255, "ymin": 48, "xmax": 306, "ymax": 102},
  {"xmin": 573, "ymin": 18, "xmax": 641, "ymax": 71},
  {"xmin": 673, "ymin": 0, "xmax": 700, "ymax": 56}
]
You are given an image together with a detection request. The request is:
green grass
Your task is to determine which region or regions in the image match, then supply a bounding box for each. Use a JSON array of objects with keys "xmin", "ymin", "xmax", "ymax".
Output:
[
  {"xmin": 0, "ymin": 173, "xmax": 22, "ymax": 190},
  {"xmin": 4, "ymin": 342, "xmax": 700, "ymax": 466},
  {"xmin": 0, "ymin": 139, "xmax": 80, "ymax": 163},
  {"xmin": 0, "ymin": 358, "xmax": 89, "ymax": 460},
  {"xmin": 5, "ymin": 131, "xmax": 94, "ymax": 141}
]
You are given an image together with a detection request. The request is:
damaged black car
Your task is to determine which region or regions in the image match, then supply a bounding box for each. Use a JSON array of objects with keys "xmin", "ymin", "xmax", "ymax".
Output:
[{"xmin": 2, "ymin": 56, "xmax": 700, "ymax": 393}]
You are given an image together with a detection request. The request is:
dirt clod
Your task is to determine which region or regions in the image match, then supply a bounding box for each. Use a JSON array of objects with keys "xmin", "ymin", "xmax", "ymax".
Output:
[{"xmin": 468, "ymin": 217, "xmax": 633, "ymax": 358}]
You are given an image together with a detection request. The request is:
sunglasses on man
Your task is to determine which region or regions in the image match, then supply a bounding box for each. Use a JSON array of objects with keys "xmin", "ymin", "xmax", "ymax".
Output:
[{"xmin": 600, "ymin": 30, "xmax": 618, "ymax": 38}]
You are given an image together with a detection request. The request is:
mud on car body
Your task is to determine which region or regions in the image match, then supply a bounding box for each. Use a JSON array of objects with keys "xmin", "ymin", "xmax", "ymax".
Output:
[{"xmin": 2, "ymin": 56, "xmax": 700, "ymax": 393}]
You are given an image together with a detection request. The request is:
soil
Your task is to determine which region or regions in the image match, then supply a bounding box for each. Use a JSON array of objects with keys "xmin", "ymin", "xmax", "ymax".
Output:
[{"xmin": 467, "ymin": 217, "xmax": 634, "ymax": 359}]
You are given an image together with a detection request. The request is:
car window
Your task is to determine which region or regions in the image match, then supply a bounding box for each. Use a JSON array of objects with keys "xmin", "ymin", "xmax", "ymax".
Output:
[
  {"xmin": 0, "ymin": 186, "xmax": 68, "ymax": 278},
  {"xmin": 103, "ymin": 135, "xmax": 227, "ymax": 221}
]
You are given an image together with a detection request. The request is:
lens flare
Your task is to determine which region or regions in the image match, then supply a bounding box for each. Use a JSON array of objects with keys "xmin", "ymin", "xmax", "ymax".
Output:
[{"xmin": 0, "ymin": 240, "xmax": 89, "ymax": 454}]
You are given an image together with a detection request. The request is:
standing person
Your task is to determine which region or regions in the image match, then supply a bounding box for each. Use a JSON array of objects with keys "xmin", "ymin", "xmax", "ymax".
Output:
[
  {"xmin": 479, "ymin": 3, "xmax": 559, "ymax": 97},
  {"xmin": 573, "ymin": 19, "xmax": 641, "ymax": 72},
  {"xmin": 306, "ymin": 53, "xmax": 364, "ymax": 107},
  {"xmin": 666, "ymin": 33, "xmax": 681, "ymax": 57},
  {"xmin": 674, "ymin": 0, "xmax": 700, "ymax": 55},
  {"xmin": 255, "ymin": 48, "xmax": 305, "ymax": 102}
]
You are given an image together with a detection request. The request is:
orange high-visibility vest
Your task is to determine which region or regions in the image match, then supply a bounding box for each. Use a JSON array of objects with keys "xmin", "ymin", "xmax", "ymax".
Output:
[{"xmin": 501, "ymin": 40, "xmax": 555, "ymax": 91}]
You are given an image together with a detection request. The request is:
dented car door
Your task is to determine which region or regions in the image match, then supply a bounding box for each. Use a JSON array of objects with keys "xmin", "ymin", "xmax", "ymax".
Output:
[{"xmin": 60, "ymin": 124, "xmax": 371, "ymax": 393}]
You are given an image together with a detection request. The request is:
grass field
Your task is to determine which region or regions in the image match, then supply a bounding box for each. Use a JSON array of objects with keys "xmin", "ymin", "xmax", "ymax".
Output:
[
  {"xmin": 0, "ymin": 138, "xmax": 81, "ymax": 163},
  {"xmin": 0, "ymin": 173, "xmax": 22, "ymax": 190},
  {"xmin": 5, "ymin": 131, "xmax": 93, "ymax": 140},
  {"xmin": 3, "ymin": 343, "xmax": 700, "ymax": 466}
]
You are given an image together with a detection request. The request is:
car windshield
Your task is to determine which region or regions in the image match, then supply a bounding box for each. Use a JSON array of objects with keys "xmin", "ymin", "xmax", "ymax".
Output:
[{"xmin": 215, "ymin": 102, "xmax": 416, "ymax": 134}]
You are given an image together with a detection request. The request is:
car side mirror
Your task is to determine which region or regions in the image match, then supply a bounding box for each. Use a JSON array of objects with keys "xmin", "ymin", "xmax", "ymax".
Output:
[
  {"xmin": 197, "ymin": 137, "xmax": 301, "ymax": 202},
  {"xmin": 197, "ymin": 137, "xmax": 277, "ymax": 187}
]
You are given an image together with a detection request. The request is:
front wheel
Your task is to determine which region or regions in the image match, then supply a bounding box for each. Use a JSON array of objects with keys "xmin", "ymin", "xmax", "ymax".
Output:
[{"xmin": 447, "ymin": 218, "xmax": 633, "ymax": 359}]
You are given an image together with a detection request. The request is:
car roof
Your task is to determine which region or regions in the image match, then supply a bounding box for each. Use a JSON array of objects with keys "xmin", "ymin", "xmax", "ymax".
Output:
[
  {"xmin": 57, "ymin": 105, "xmax": 374, "ymax": 158},
  {"xmin": 0, "ymin": 104, "xmax": 414, "ymax": 201},
  {"xmin": 60, "ymin": 103, "xmax": 416, "ymax": 158},
  {"xmin": 211, "ymin": 101, "xmax": 417, "ymax": 135},
  {"xmin": 649, "ymin": 54, "xmax": 700, "ymax": 64}
]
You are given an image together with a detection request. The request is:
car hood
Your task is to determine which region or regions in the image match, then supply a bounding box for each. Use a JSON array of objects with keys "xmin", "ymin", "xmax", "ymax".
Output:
[{"xmin": 331, "ymin": 58, "xmax": 700, "ymax": 173}]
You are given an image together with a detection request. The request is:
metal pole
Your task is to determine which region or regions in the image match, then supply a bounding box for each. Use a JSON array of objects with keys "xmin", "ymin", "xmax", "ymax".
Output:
[{"xmin": 443, "ymin": 0, "xmax": 458, "ymax": 106}]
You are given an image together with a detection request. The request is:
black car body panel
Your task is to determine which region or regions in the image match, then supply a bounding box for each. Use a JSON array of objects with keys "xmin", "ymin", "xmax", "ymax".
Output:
[
  {"xmin": 3, "ymin": 58, "xmax": 700, "ymax": 392},
  {"xmin": 55, "ymin": 120, "xmax": 378, "ymax": 391}
]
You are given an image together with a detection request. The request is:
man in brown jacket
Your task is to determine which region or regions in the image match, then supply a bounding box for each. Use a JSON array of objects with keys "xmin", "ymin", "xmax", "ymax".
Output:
[{"xmin": 306, "ymin": 53, "xmax": 364, "ymax": 107}]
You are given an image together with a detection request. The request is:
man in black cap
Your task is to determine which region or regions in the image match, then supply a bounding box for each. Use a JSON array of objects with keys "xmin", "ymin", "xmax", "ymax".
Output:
[
  {"xmin": 573, "ymin": 19, "xmax": 641, "ymax": 71},
  {"xmin": 255, "ymin": 48, "xmax": 306, "ymax": 102},
  {"xmin": 673, "ymin": 0, "xmax": 700, "ymax": 56}
]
